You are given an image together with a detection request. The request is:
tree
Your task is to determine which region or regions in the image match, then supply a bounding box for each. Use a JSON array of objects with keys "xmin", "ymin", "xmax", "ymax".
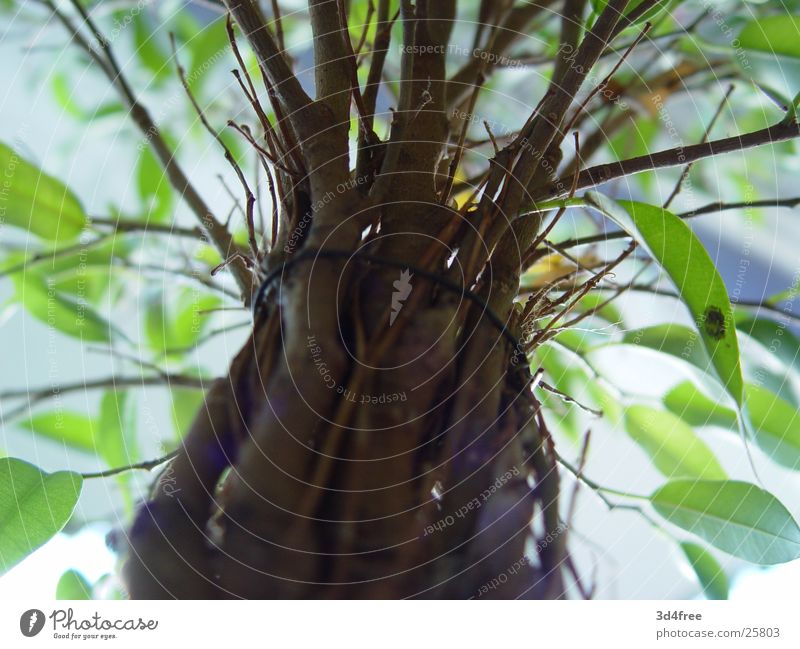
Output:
[{"xmin": 2, "ymin": 0, "xmax": 800, "ymax": 599}]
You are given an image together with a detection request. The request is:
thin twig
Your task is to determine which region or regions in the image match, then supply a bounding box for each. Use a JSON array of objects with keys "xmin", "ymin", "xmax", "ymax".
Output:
[
  {"xmin": 170, "ymin": 34, "xmax": 260, "ymax": 263},
  {"xmin": 40, "ymin": 0, "xmax": 252, "ymax": 295},
  {"xmin": 81, "ymin": 450, "xmax": 179, "ymax": 480},
  {"xmin": 549, "ymin": 196, "xmax": 800, "ymax": 251},
  {"xmin": 1, "ymin": 374, "xmax": 211, "ymax": 421},
  {"xmin": 663, "ymin": 83, "xmax": 734, "ymax": 209},
  {"xmin": 593, "ymin": 282, "xmax": 800, "ymax": 325}
]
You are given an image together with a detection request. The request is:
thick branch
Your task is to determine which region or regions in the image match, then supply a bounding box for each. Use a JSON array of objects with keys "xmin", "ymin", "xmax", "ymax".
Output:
[
  {"xmin": 224, "ymin": 0, "xmax": 313, "ymax": 118},
  {"xmin": 309, "ymin": 0, "xmax": 353, "ymax": 130},
  {"xmin": 225, "ymin": 0, "xmax": 351, "ymax": 206},
  {"xmin": 544, "ymin": 119, "xmax": 800, "ymax": 199}
]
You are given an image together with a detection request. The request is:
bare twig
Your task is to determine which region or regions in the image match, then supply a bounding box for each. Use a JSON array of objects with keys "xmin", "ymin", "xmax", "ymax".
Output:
[
  {"xmin": 170, "ymin": 34, "xmax": 260, "ymax": 263},
  {"xmin": 593, "ymin": 282, "xmax": 800, "ymax": 325},
  {"xmin": 92, "ymin": 217, "xmax": 204, "ymax": 239},
  {"xmin": 41, "ymin": 0, "xmax": 252, "ymax": 296},
  {"xmin": 549, "ymin": 196, "xmax": 800, "ymax": 251},
  {"xmin": 1, "ymin": 374, "xmax": 211, "ymax": 421},
  {"xmin": 663, "ymin": 84, "xmax": 734, "ymax": 209},
  {"xmin": 81, "ymin": 450, "xmax": 179, "ymax": 480}
]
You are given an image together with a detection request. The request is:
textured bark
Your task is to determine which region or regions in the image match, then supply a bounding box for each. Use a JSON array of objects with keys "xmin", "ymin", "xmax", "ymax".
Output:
[
  {"xmin": 121, "ymin": 0, "xmax": 635, "ymax": 600},
  {"xmin": 123, "ymin": 216, "xmax": 565, "ymax": 598}
]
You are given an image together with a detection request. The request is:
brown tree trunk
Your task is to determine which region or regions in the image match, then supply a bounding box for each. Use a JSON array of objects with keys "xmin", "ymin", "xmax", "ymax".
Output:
[
  {"xmin": 123, "ymin": 197, "xmax": 566, "ymax": 598},
  {"xmin": 122, "ymin": 0, "xmax": 574, "ymax": 600}
]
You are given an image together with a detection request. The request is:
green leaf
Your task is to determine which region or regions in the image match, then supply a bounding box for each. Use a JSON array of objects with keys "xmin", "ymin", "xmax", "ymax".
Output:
[
  {"xmin": 170, "ymin": 387, "xmax": 204, "ymax": 440},
  {"xmin": 51, "ymin": 72, "xmax": 86, "ymax": 120},
  {"xmin": 650, "ymin": 479, "xmax": 800, "ymax": 565},
  {"xmin": 738, "ymin": 15, "xmax": 800, "ymax": 59},
  {"xmin": 585, "ymin": 194, "xmax": 744, "ymax": 409},
  {"xmin": 732, "ymin": 15, "xmax": 800, "ymax": 98},
  {"xmin": 56, "ymin": 569, "xmax": 92, "ymax": 600},
  {"xmin": 96, "ymin": 391, "xmax": 137, "ymax": 470},
  {"xmin": 132, "ymin": 14, "xmax": 171, "ymax": 83},
  {"xmin": 735, "ymin": 321, "xmax": 799, "ymax": 407},
  {"xmin": 735, "ymin": 314, "xmax": 800, "ymax": 380},
  {"xmin": 555, "ymin": 327, "xmax": 609, "ymax": 355},
  {"xmin": 145, "ymin": 287, "xmax": 221, "ymax": 355},
  {"xmin": 624, "ymin": 406, "xmax": 726, "ymax": 480},
  {"xmin": 96, "ymin": 391, "xmax": 137, "ymax": 512},
  {"xmin": 665, "ymin": 382, "xmax": 800, "ymax": 470},
  {"xmin": 745, "ymin": 384, "xmax": 800, "ymax": 470},
  {"xmin": 0, "ymin": 143, "xmax": 87, "ymax": 241},
  {"xmin": 52, "ymin": 266, "xmax": 115, "ymax": 307},
  {"xmin": 185, "ymin": 16, "xmax": 230, "ymax": 93},
  {"xmin": 620, "ymin": 324, "xmax": 711, "ymax": 372},
  {"xmin": 532, "ymin": 344, "xmax": 583, "ymax": 440},
  {"xmin": 0, "ymin": 458, "xmax": 82, "ymax": 575},
  {"xmin": 664, "ymin": 381, "xmax": 739, "ymax": 429},
  {"xmin": 136, "ymin": 147, "xmax": 173, "ymax": 223},
  {"xmin": 19, "ymin": 411, "xmax": 96, "ymax": 454},
  {"xmin": 680, "ymin": 542, "xmax": 729, "ymax": 600},
  {"xmin": 576, "ymin": 292, "xmax": 622, "ymax": 326},
  {"xmin": 2, "ymin": 235, "xmax": 128, "ymax": 308},
  {"xmin": 50, "ymin": 73, "xmax": 123, "ymax": 122},
  {"xmin": 11, "ymin": 272, "xmax": 119, "ymax": 342},
  {"xmin": 590, "ymin": 0, "xmax": 679, "ymax": 26}
]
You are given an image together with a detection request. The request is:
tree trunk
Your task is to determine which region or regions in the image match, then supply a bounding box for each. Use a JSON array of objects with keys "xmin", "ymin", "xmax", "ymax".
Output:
[
  {"xmin": 123, "ymin": 198, "xmax": 566, "ymax": 598},
  {"xmin": 122, "ymin": 0, "xmax": 572, "ymax": 600}
]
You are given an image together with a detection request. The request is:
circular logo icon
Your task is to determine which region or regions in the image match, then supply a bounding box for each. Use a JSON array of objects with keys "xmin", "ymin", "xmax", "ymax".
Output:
[{"xmin": 20, "ymin": 609, "xmax": 45, "ymax": 637}]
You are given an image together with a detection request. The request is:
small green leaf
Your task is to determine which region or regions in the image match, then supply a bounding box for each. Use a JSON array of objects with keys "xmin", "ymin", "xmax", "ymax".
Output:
[
  {"xmin": 19, "ymin": 411, "xmax": 96, "ymax": 454},
  {"xmin": 50, "ymin": 73, "xmax": 123, "ymax": 122},
  {"xmin": 51, "ymin": 72, "xmax": 86, "ymax": 120},
  {"xmin": 680, "ymin": 542, "xmax": 729, "ymax": 600},
  {"xmin": 625, "ymin": 406, "xmax": 726, "ymax": 480},
  {"xmin": 665, "ymin": 382, "xmax": 800, "ymax": 470},
  {"xmin": 132, "ymin": 14, "xmax": 171, "ymax": 83},
  {"xmin": 170, "ymin": 387, "xmax": 204, "ymax": 440},
  {"xmin": 96, "ymin": 391, "xmax": 137, "ymax": 512},
  {"xmin": 0, "ymin": 458, "xmax": 83, "ymax": 575},
  {"xmin": 746, "ymin": 384, "xmax": 800, "ymax": 470},
  {"xmin": 136, "ymin": 147, "xmax": 173, "ymax": 223},
  {"xmin": 738, "ymin": 15, "xmax": 800, "ymax": 59},
  {"xmin": 56, "ymin": 569, "xmax": 92, "ymax": 600},
  {"xmin": 0, "ymin": 143, "xmax": 87, "ymax": 241},
  {"xmin": 96, "ymin": 391, "xmax": 137, "ymax": 470},
  {"xmin": 664, "ymin": 381, "xmax": 739, "ymax": 429},
  {"xmin": 11, "ymin": 272, "xmax": 119, "ymax": 342},
  {"xmin": 651, "ymin": 480, "xmax": 800, "ymax": 565},
  {"xmin": 145, "ymin": 287, "xmax": 221, "ymax": 355},
  {"xmin": 620, "ymin": 324, "xmax": 710, "ymax": 372},
  {"xmin": 735, "ymin": 314, "xmax": 800, "ymax": 380},
  {"xmin": 585, "ymin": 194, "xmax": 744, "ymax": 409}
]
